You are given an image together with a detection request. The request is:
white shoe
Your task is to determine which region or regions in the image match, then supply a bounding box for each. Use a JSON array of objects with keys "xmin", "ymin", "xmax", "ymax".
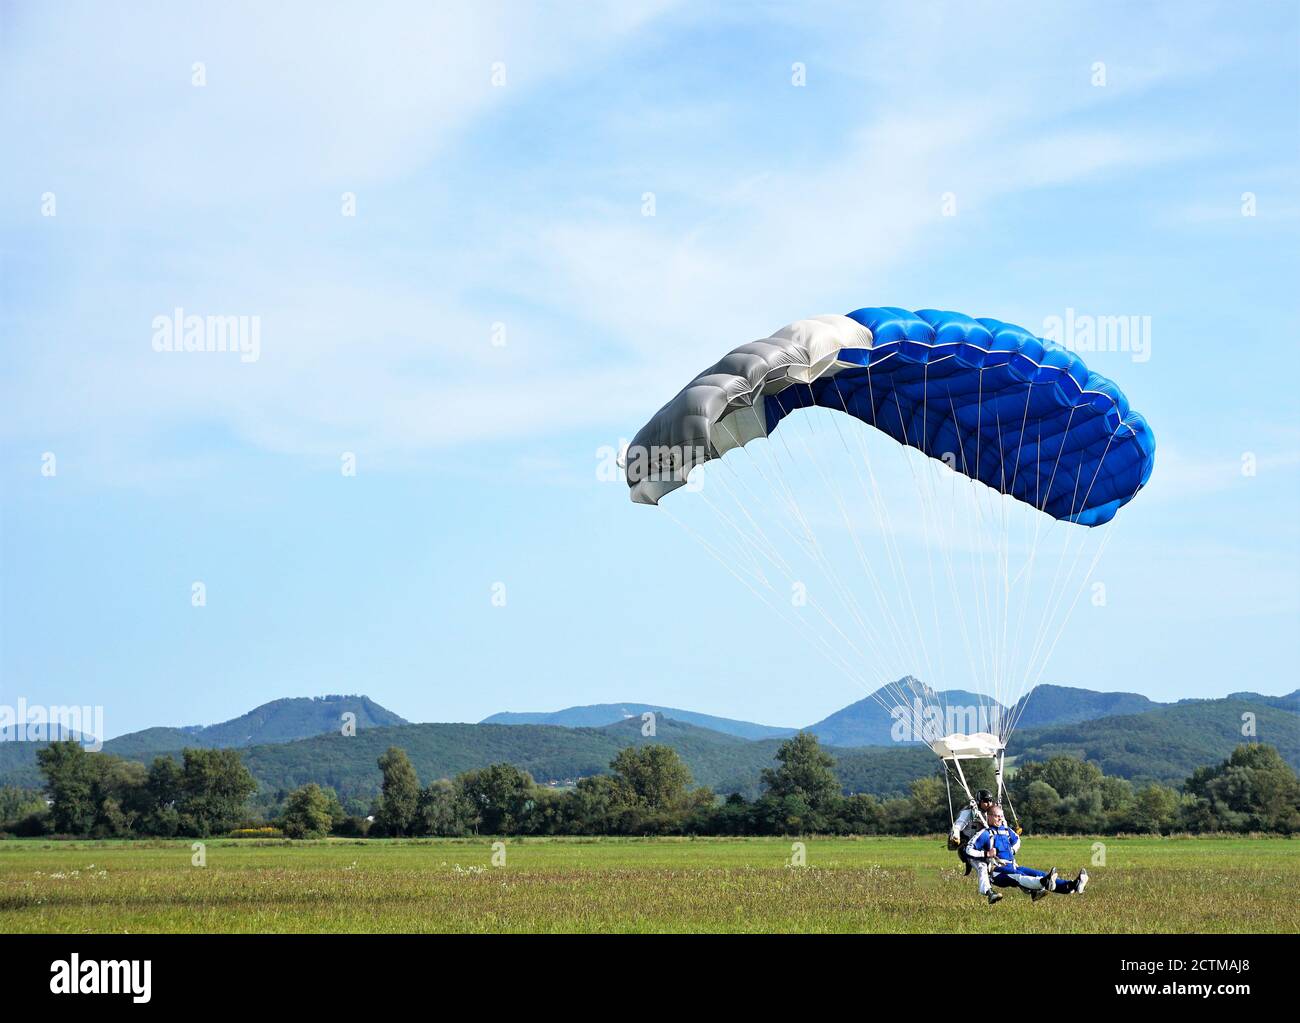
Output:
[
  {"xmin": 1045, "ymin": 867, "xmax": 1058, "ymax": 893},
  {"xmin": 1074, "ymin": 868, "xmax": 1089, "ymax": 895}
]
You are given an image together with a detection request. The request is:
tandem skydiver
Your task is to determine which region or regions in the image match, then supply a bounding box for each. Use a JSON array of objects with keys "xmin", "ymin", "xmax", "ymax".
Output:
[{"xmin": 965, "ymin": 804, "xmax": 1089, "ymax": 905}]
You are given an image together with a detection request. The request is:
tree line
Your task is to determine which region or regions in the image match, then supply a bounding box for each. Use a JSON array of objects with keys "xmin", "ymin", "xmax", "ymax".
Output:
[{"xmin": 3, "ymin": 733, "xmax": 1297, "ymax": 839}]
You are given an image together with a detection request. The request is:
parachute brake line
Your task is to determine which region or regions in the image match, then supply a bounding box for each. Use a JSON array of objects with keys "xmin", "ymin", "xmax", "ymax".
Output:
[
  {"xmin": 949, "ymin": 755, "xmax": 987, "ymax": 829},
  {"xmin": 942, "ymin": 759, "xmax": 956, "ymax": 830},
  {"xmin": 995, "ymin": 749, "xmax": 1020, "ymax": 828}
]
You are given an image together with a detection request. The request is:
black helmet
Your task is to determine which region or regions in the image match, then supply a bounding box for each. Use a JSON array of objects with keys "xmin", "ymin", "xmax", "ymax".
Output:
[{"xmin": 976, "ymin": 790, "xmax": 994, "ymax": 803}]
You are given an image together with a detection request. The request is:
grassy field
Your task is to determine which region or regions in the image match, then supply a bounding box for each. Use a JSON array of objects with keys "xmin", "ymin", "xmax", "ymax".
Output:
[{"xmin": 0, "ymin": 835, "xmax": 1295, "ymax": 933}]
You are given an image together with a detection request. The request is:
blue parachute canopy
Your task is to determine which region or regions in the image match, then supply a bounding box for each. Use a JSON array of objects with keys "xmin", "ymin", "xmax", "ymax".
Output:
[{"xmin": 626, "ymin": 306, "xmax": 1155, "ymax": 525}]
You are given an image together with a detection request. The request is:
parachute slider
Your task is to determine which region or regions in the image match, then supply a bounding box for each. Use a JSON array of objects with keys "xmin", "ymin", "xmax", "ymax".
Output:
[{"xmin": 928, "ymin": 731, "xmax": 1004, "ymax": 760}]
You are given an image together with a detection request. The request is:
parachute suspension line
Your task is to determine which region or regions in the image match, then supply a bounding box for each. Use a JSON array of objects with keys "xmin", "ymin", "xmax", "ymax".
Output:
[
  {"xmin": 946, "ymin": 391, "xmax": 1000, "ymax": 722},
  {"xmin": 695, "ymin": 478, "xmax": 791, "ymax": 588},
  {"xmin": 710, "ymin": 412, "xmax": 916, "ymax": 717},
  {"xmin": 1009, "ymin": 431, "xmax": 1128, "ymax": 738},
  {"xmin": 704, "ymin": 447, "xmax": 821, "ymax": 587},
  {"xmin": 659, "ymin": 504, "xmax": 881, "ymax": 696},
  {"xmin": 787, "ymin": 399, "xmax": 935, "ymax": 723},
  {"xmin": 753, "ymin": 407, "xmax": 914, "ymax": 705},
  {"xmin": 942, "ymin": 759, "xmax": 956, "ymax": 830},
  {"xmin": 692, "ymin": 433, "xmax": 885, "ymax": 687},
  {"xmin": 811, "ymin": 396, "xmax": 931, "ymax": 712},
  {"xmin": 916, "ymin": 364, "xmax": 951, "ymax": 719},
  {"xmin": 922, "ymin": 447, "xmax": 986, "ymax": 731},
  {"xmin": 877, "ymin": 384, "xmax": 943, "ymax": 708},
  {"xmin": 971, "ymin": 367, "xmax": 998, "ymax": 714},
  {"xmin": 1005, "ymin": 417, "xmax": 1049, "ymax": 740},
  {"xmin": 1016, "ymin": 429, "xmax": 1119, "ymax": 709},
  {"xmin": 999, "ymin": 381, "xmax": 1042, "ymax": 733},
  {"xmin": 997, "ymin": 404, "xmax": 1017, "ymax": 721},
  {"xmin": 928, "ymin": 381, "xmax": 988, "ymax": 734},
  {"xmin": 846, "ymin": 365, "xmax": 940, "ymax": 710},
  {"xmin": 1011, "ymin": 512, "xmax": 1123, "ymax": 738},
  {"xmin": 1010, "ymin": 445, "xmax": 1137, "ymax": 739},
  {"xmin": 1008, "ymin": 377, "xmax": 1035, "ymax": 498},
  {"xmin": 826, "ymin": 381, "xmax": 929, "ymax": 677},
  {"xmin": 1003, "ymin": 408, "xmax": 1076, "ymax": 732},
  {"xmin": 892, "ymin": 365, "xmax": 959, "ymax": 730},
  {"xmin": 994, "ymin": 403, "xmax": 1082, "ymax": 742},
  {"xmin": 935, "ymin": 393, "xmax": 996, "ymax": 734},
  {"xmin": 701, "ymin": 427, "xmax": 890, "ymax": 680},
  {"xmin": 988, "ymin": 402, "xmax": 1010, "ymax": 716},
  {"xmin": 989, "ymin": 396, "xmax": 1018, "ymax": 724},
  {"xmin": 949, "ymin": 755, "xmax": 988, "ymax": 829},
  {"xmin": 995, "ymin": 749, "xmax": 1020, "ymax": 828},
  {"xmin": 812, "ymin": 375, "xmax": 942, "ymax": 721},
  {"xmin": 784, "ymin": 402, "xmax": 915, "ymax": 680}
]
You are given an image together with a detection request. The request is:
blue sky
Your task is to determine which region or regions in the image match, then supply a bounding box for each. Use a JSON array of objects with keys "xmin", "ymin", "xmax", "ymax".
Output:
[{"xmin": 2, "ymin": 1, "xmax": 1297, "ymax": 738}]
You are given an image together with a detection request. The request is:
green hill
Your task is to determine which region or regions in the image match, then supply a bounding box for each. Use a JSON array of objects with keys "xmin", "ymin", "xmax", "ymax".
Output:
[
  {"xmin": 1009, "ymin": 684, "xmax": 1158, "ymax": 729},
  {"xmin": 167, "ymin": 695, "xmax": 407, "ymax": 749},
  {"xmin": 1010, "ymin": 698, "xmax": 1300, "ymax": 785},
  {"xmin": 100, "ymin": 695, "xmax": 408, "ymax": 759}
]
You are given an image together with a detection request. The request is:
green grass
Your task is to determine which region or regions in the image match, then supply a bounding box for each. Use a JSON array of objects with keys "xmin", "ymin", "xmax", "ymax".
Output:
[{"xmin": 0, "ymin": 835, "xmax": 1295, "ymax": 933}]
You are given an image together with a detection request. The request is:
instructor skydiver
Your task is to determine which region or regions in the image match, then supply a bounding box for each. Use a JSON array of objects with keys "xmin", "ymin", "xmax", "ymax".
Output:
[{"xmin": 948, "ymin": 788, "xmax": 996, "ymax": 880}]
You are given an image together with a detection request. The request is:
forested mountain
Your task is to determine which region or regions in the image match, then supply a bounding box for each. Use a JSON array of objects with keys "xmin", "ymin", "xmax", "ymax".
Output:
[
  {"xmin": 145, "ymin": 695, "xmax": 407, "ymax": 750},
  {"xmin": 1009, "ymin": 684, "xmax": 1158, "ymax": 729}
]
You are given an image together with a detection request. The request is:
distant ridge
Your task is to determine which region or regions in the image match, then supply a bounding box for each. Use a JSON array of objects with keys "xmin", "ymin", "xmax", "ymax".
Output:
[
  {"xmin": 480, "ymin": 682, "xmax": 1299, "ymax": 747},
  {"xmin": 482, "ymin": 703, "xmax": 796, "ymax": 741},
  {"xmin": 803, "ymin": 680, "xmax": 1004, "ymax": 747}
]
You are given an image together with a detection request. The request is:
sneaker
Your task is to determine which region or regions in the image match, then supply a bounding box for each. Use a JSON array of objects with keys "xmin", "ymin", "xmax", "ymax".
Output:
[
  {"xmin": 1031, "ymin": 885, "xmax": 1049, "ymax": 902},
  {"xmin": 1045, "ymin": 867, "xmax": 1059, "ymax": 893},
  {"xmin": 987, "ymin": 891, "xmax": 1003, "ymax": 905},
  {"xmin": 1074, "ymin": 868, "xmax": 1089, "ymax": 895}
]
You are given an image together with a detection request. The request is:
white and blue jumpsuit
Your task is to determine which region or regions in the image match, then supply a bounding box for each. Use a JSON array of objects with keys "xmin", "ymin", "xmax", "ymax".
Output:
[{"xmin": 965, "ymin": 823, "xmax": 1076, "ymax": 895}]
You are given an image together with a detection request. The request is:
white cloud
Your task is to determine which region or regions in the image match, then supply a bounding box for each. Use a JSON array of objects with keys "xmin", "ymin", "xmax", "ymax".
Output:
[{"xmin": 0, "ymin": 0, "xmax": 1262, "ymax": 474}]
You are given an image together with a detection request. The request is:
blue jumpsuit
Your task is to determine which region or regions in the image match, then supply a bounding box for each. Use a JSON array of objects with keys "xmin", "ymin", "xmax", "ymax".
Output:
[{"xmin": 966, "ymin": 824, "xmax": 1077, "ymax": 894}]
